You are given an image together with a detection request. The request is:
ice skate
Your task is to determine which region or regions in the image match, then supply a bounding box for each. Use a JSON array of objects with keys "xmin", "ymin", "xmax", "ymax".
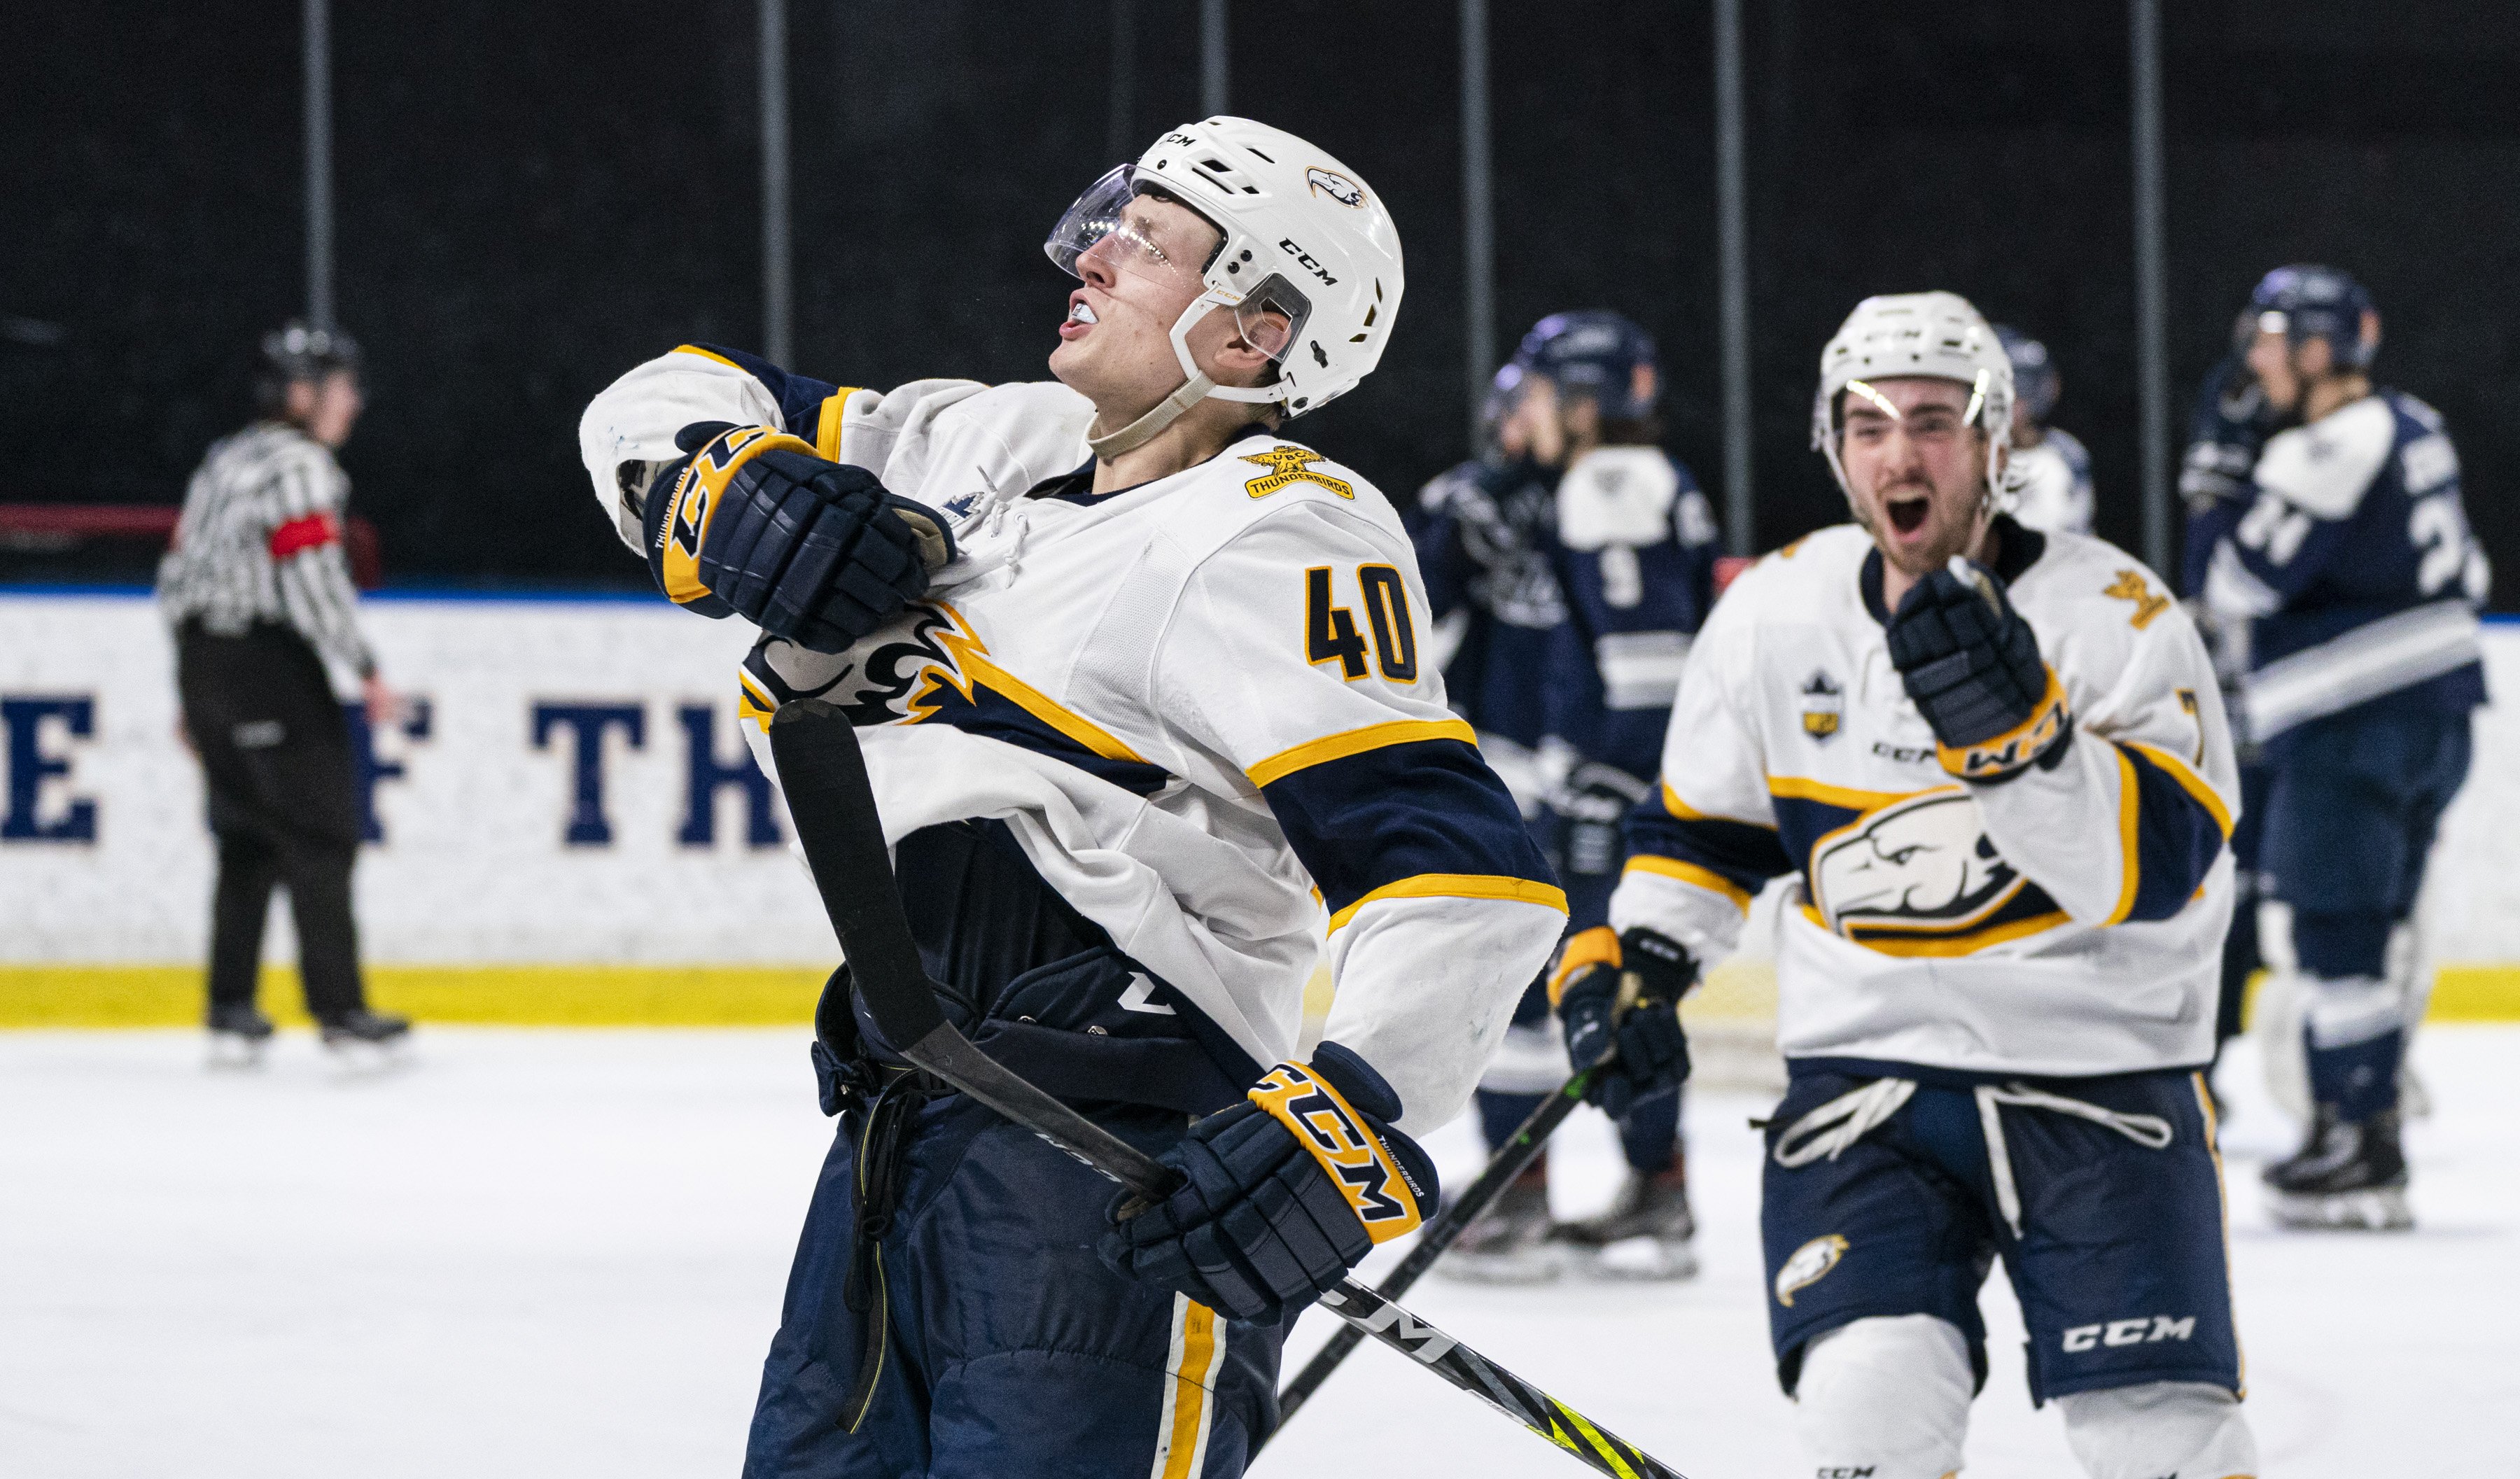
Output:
[
  {"xmin": 1438, "ymin": 1176, "xmax": 1564, "ymax": 1284},
  {"xmin": 206, "ymin": 1003, "xmax": 274, "ymax": 1070},
  {"xmin": 2264, "ymin": 1106, "xmax": 2412, "ymax": 1231},
  {"xmin": 318, "ymin": 1009, "xmax": 413, "ymax": 1073},
  {"xmin": 1558, "ymin": 1166, "xmax": 1699, "ymax": 1281}
]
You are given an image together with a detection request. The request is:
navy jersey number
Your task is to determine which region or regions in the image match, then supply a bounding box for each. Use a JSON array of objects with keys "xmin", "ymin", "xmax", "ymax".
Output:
[
  {"xmin": 1357, "ymin": 564, "xmax": 1418, "ymax": 680},
  {"xmin": 1306, "ymin": 565, "xmax": 1420, "ymax": 683}
]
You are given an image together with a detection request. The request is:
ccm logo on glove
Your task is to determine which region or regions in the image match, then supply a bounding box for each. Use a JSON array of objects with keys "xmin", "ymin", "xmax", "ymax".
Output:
[{"xmin": 1247, "ymin": 1060, "xmax": 1426, "ymax": 1241}]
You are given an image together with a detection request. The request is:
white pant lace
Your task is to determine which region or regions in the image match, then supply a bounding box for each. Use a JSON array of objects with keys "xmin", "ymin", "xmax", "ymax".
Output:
[{"xmin": 1774, "ymin": 1077, "xmax": 2174, "ymax": 1239}]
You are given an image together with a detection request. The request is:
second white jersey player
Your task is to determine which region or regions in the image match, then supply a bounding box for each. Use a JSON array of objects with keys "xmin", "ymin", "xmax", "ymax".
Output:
[{"xmin": 1616, "ymin": 518, "xmax": 2237, "ymax": 1077}]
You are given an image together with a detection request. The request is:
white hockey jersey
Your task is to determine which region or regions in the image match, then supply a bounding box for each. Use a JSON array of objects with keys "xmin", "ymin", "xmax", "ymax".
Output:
[
  {"xmin": 580, "ymin": 345, "xmax": 1566, "ymax": 1130},
  {"xmin": 1610, "ymin": 519, "xmax": 2239, "ymax": 1077}
]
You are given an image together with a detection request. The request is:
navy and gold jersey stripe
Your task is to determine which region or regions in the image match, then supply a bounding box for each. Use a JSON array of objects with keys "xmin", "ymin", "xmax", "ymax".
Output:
[
  {"xmin": 675, "ymin": 342, "xmax": 850, "ymax": 449},
  {"xmin": 1251, "ymin": 721, "xmax": 1562, "ymax": 933},
  {"xmin": 1622, "ymin": 780, "xmax": 1792, "ymax": 911},
  {"xmin": 2106, "ymin": 741, "xmax": 2232, "ymax": 925},
  {"xmin": 1245, "ymin": 717, "xmax": 1478, "ymax": 789}
]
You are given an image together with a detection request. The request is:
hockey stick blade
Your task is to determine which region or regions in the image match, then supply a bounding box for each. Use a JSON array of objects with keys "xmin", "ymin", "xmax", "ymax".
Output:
[
  {"xmin": 1271, "ymin": 1065, "xmax": 1594, "ymax": 1431},
  {"xmin": 766, "ymin": 699, "xmax": 1687, "ymax": 1479}
]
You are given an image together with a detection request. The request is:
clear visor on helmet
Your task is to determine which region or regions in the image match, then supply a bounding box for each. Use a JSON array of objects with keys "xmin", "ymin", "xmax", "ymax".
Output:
[{"xmin": 1044, "ymin": 164, "xmax": 1203, "ymax": 290}]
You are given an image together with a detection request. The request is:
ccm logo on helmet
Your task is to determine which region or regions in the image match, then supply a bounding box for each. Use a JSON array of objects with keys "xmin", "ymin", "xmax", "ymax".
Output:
[
  {"xmin": 1280, "ymin": 237, "xmax": 1339, "ymax": 287},
  {"xmin": 1305, "ymin": 167, "xmax": 1363, "ymax": 207}
]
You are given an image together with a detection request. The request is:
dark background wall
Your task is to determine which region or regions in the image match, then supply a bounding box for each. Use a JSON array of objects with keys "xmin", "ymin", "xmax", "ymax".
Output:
[{"xmin": 5, "ymin": 0, "xmax": 2515, "ymax": 598}]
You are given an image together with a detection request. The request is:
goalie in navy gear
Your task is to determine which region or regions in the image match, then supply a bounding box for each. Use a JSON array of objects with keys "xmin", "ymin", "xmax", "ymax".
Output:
[
  {"xmin": 1603, "ymin": 293, "xmax": 2258, "ymax": 1479},
  {"xmin": 579, "ymin": 118, "xmax": 1565, "ymax": 1477},
  {"xmin": 2199, "ymin": 265, "xmax": 2488, "ymax": 1231},
  {"xmin": 1418, "ymin": 312, "xmax": 1721, "ymax": 1284}
]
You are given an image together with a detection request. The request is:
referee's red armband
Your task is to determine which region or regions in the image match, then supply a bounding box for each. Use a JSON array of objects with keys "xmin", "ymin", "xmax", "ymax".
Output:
[{"xmin": 269, "ymin": 511, "xmax": 342, "ymax": 559}]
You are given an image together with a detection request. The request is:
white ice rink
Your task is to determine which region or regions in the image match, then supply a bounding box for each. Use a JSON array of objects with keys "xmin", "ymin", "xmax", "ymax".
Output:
[{"xmin": 4, "ymin": 1026, "xmax": 2513, "ymax": 1478}]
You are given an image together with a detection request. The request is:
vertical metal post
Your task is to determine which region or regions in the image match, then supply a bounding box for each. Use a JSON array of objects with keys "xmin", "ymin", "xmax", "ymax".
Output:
[
  {"xmin": 2132, "ymin": 0, "xmax": 2171, "ymax": 574},
  {"xmin": 761, "ymin": 0, "xmax": 793, "ymax": 365},
  {"xmin": 302, "ymin": 0, "xmax": 334, "ymax": 330},
  {"xmin": 1200, "ymin": 0, "xmax": 1228, "ymax": 115},
  {"xmin": 1108, "ymin": 0, "xmax": 1137, "ymax": 162},
  {"xmin": 1460, "ymin": 0, "xmax": 1495, "ymax": 440},
  {"xmin": 1714, "ymin": 0, "xmax": 1754, "ymax": 555}
]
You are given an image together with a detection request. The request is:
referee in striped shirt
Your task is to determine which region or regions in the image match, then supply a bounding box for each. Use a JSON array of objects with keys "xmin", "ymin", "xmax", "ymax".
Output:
[{"xmin": 157, "ymin": 323, "xmax": 411, "ymax": 1063}]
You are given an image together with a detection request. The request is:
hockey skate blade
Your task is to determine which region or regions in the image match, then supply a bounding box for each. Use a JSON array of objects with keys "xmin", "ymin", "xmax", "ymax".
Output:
[
  {"xmin": 2266, "ymin": 1184, "xmax": 2412, "ymax": 1232},
  {"xmin": 205, "ymin": 1034, "xmax": 269, "ymax": 1072},
  {"xmin": 321, "ymin": 1037, "xmax": 414, "ymax": 1079},
  {"xmin": 1581, "ymin": 1233, "xmax": 1702, "ymax": 1282}
]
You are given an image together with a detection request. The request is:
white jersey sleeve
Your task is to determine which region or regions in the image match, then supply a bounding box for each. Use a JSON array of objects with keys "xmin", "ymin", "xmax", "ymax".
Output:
[
  {"xmin": 1971, "ymin": 573, "xmax": 2237, "ymax": 927},
  {"xmin": 1152, "ymin": 498, "xmax": 1567, "ymax": 1130}
]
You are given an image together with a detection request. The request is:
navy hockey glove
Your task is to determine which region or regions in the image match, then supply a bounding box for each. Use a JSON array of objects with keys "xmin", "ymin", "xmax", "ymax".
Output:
[
  {"xmin": 1884, "ymin": 558, "xmax": 2072, "ymax": 783},
  {"xmin": 1098, "ymin": 1042, "xmax": 1436, "ymax": 1324},
  {"xmin": 643, "ymin": 421, "xmax": 955, "ymax": 652},
  {"xmin": 1553, "ymin": 762, "xmax": 1653, "ymax": 881},
  {"xmin": 1552, "ymin": 925, "xmax": 1694, "ymax": 1119}
]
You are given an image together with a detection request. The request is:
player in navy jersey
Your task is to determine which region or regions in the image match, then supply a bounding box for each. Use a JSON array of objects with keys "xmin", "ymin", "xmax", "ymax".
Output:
[
  {"xmin": 1432, "ymin": 313, "xmax": 1723, "ymax": 1281},
  {"xmin": 2199, "ymin": 265, "xmax": 2490, "ymax": 1229}
]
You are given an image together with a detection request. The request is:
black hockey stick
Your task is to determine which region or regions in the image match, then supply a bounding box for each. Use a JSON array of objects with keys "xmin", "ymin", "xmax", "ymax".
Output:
[
  {"xmin": 1271, "ymin": 1065, "xmax": 1594, "ymax": 1432},
  {"xmin": 766, "ymin": 701, "xmax": 1688, "ymax": 1479}
]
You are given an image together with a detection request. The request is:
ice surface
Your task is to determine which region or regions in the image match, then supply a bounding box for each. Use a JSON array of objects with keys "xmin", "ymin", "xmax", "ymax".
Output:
[{"xmin": 2, "ymin": 1026, "xmax": 2512, "ymax": 1477}]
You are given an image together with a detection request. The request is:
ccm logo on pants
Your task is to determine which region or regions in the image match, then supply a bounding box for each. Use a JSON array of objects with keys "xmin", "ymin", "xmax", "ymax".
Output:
[{"xmin": 2062, "ymin": 1315, "xmax": 2195, "ymax": 1352}]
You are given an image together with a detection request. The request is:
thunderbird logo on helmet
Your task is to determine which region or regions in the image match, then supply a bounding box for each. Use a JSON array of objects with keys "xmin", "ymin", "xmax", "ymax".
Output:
[{"xmin": 1305, "ymin": 167, "xmax": 1363, "ymax": 207}]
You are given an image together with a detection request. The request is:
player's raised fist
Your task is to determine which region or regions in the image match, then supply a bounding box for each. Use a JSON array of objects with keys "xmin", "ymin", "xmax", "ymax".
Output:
[
  {"xmin": 642, "ymin": 421, "xmax": 955, "ymax": 652},
  {"xmin": 1098, "ymin": 1042, "xmax": 1437, "ymax": 1323},
  {"xmin": 1551, "ymin": 925, "xmax": 1695, "ymax": 1118},
  {"xmin": 1886, "ymin": 558, "xmax": 2072, "ymax": 782}
]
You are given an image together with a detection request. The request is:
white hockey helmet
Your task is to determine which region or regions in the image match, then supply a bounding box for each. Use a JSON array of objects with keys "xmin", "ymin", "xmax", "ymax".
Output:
[
  {"xmin": 1045, "ymin": 116, "xmax": 1404, "ymax": 456},
  {"xmin": 1810, "ymin": 291, "xmax": 2015, "ymax": 510}
]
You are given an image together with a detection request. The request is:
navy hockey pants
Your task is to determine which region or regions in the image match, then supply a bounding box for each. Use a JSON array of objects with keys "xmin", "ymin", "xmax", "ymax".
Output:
[
  {"xmin": 2261, "ymin": 704, "xmax": 2471, "ymax": 1117},
  {"xmin": 2262, "ymin": 703, "xmax": 2471, "ymax": 977},
  {"xmin": 743, "ymin": 1086, "xmax": 1282, "ymax": 1478},
  {"xmin": 1760, "ymin": 1064, "xmax": 2242, "ymax": 1406}
]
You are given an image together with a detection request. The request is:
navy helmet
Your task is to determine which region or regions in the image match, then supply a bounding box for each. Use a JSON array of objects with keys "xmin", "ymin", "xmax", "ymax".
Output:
[
  {"xmin": 2248, "ymin": 265, "xmax": 2377, "ymax": 370},
  {"xmin": 1992, "ymin": 325, "xmax": 2060, "ymax": 428},
  {"xmin": 1511, "ymin": 311, "xmax": 1659, "ymax": 421},
  {"xmin": 260, "ymin": 320, "xmax": 360, "ymax": 382}
]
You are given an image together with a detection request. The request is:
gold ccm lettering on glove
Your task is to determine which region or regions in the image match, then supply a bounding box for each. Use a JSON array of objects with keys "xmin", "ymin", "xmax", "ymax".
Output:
[
  {"xmin": 656, "ymin": 426, "xmax": 820, "ymax": 606},
  {"xmin": 1247, "ymin": 1062, "xmax": 1425, "ymax": 1243},
  {"xmin": 1935, "ymin": 668, "xmax": 2071, "ymax": 780}
]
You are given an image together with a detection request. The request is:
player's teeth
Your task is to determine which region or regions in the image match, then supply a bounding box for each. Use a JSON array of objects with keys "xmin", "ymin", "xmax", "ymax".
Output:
[{"xmin": 1070, "ymin": 303, "xmax": 1098, "ymax": 324}]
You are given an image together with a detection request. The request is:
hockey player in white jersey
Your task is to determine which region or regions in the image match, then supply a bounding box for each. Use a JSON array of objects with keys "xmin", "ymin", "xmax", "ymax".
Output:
[
  {"xmin": 1994, "ymin": 324, "xmax": 2094, "ymax": 535},
  {"xmin": 578, "ymin": 118, "xmax": 1564, "ymax": 1476},
  {"xmin": 1561, "ymin": 293, "xmax": 2258, "ymax": 1479}
]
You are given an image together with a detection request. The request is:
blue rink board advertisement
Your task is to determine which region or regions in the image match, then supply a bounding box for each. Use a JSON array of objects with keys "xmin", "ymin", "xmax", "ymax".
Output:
[{"xmin": 3, "ymin": 591, "xmax": 2516, "ymax": 976}]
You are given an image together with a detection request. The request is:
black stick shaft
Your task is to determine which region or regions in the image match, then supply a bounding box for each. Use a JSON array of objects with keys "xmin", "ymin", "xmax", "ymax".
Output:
[
  {"xmin": 766, "ymin": 701, "xmax": 1687, "ymax": 1479},
  {"xmin": 1273, "ymin": 1068, "xmax": 1591, "ymax": 1429}
]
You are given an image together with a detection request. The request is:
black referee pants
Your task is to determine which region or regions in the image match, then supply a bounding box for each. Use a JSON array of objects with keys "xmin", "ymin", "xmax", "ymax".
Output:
[{"xmin": 175, "ymin": 620, "xmax": 370, "ymax": 1022}]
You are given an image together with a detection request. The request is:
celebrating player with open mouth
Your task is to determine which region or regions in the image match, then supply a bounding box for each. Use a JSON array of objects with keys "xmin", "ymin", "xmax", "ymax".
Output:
[
  {"xmin": 578, "ymin": 118, "xmax": 1566, "ymax": 1476},
  {"xmin": 1563, "ymin": 293, "xmax": 2260, "ymax": 1478}
]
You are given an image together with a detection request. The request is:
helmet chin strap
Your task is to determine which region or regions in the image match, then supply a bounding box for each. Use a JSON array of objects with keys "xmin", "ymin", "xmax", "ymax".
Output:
[
  {"xmin": 1087, "ymin": 371, "xmax": 1216, "ymax": 459},
  {"xmin": 1087, "ymin": 295, "xmax": 1285, "ymax": 461}
]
